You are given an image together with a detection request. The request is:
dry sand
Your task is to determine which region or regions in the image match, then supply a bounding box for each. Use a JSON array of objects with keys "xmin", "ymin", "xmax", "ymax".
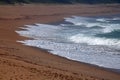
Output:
[{"xmin": 0, "ymin": 4, "xmax": 120, "ymax": 80}]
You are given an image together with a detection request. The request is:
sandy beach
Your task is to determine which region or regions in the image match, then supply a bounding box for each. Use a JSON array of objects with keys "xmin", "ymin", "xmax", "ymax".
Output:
[{"xmin": 0, "ymin": 4, "xmax": 120, "ymax": 80}]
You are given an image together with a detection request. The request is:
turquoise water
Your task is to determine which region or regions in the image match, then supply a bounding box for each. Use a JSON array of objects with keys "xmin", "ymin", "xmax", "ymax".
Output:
[{"xmin": 16, "ymin": 15, "xmax": 120, "ymax": 70}]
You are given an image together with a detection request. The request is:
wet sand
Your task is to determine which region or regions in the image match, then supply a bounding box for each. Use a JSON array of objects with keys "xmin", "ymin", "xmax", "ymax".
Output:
[{"xmin": 0, "ymin": 4, "xmax": 120, "ymax": 80}]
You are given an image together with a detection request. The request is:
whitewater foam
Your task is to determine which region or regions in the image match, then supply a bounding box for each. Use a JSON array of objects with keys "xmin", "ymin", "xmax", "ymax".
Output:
[
  {"xmin": 69, "ymin": 34, "xmax": 120, "ymax": 47},
  {"xmin": 65, "ymin": 16, "xmax": 120, "ymax": 34},
  {"xmin": 96, "ymin": 18, "xmax": 110, "ymax": 22},
  {"xmin": 17, "ymin": 39, "xmax": 120, "ymax": 69},
  {"xmin": 16, "ymin": 16, "xmax": 120, "ymax": 69}
]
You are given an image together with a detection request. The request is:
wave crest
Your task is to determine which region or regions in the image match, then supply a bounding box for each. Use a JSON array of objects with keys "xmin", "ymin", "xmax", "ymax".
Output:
[{"xmin": 69, "ymin": 34, "xmax": 120, "ymax": 46}]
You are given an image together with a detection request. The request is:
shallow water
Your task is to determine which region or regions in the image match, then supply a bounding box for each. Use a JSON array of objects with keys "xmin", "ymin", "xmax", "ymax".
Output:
[{"xmin": 16, "ymin": 15, "xmax": 120, "ymax": 70}]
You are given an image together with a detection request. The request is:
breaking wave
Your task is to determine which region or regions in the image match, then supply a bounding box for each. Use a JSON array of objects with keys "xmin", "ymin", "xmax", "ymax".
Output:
[
  {"xmin": 69, "ymin": 34, "xmax": 120, "ymax": 46},
  {"xmin": 16, "ymin": 15, "xmax": 120, "ymax": 69}
]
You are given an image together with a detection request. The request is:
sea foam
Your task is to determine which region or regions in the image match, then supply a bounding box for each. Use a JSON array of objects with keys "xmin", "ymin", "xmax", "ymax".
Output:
[
  {"xmin": 16, "ymin": 16, "xmax": 120, "ymax": 69},
  {"xmin": 69, "ymin": 34, "xmax": 120, "ymax": 46}
]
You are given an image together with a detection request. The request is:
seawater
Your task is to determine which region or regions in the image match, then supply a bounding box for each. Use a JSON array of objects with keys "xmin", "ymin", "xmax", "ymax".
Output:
[{"xmin": 16, "ymin": 15, "xmax": 120, "ymax": 70}]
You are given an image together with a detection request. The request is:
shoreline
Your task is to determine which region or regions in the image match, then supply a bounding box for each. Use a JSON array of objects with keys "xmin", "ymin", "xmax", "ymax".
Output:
[
  {"xmin": 18, "ymin": 19, "xmax": 120, "ymax": 74},
  {"xmin": 28, "ymin": 45, "xmax": 120, "ymax": 74},
  {"xmin": 0, "ymin": 4, "xmax": 120, "ymax": 80}
]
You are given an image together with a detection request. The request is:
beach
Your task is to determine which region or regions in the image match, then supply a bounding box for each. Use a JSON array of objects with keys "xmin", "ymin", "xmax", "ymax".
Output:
[{"xmin": 0, "ymin": 4, "xmax": 120, "ymax": 80}]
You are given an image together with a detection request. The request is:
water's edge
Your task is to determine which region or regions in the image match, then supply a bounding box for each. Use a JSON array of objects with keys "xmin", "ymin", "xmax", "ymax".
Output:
[
  {"xmin": 19, "ymin": 43, "xmax": 120, "ymax": 74},
  {"xmin": 16, "ymin": 15, "xmax": 120, "ymax": 73}
]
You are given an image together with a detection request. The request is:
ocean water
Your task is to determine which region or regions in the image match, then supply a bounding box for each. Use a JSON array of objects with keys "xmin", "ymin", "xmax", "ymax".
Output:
[{"xmin": 16, "ymin": 15, "xmax": 120, "ymax": 70}]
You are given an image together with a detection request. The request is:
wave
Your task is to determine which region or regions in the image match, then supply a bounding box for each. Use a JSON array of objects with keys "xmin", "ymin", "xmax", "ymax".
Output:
[
  {"xmin": 69, "ymin": 34, "xmax": 120, "ymax": 47},
  {"xmin": 16, "ymin": 16, "xmax": 120, "ymax": 69},
  {"xmin": 17, "ymin": 39, "xmax": 120, "ymax": 69},
  {"xmin": 96, "ymin": 17, "xmax": 120, "ymax": 22},
  {"xmin": 113, "ymin": 17, "xmax": 120, "ymax": 20},
  {"xmin": 16, "ymin": 23, "xmax": 63, "ymax": 40},
  {"xmin": 96, "ymin": 18, "xmax": 110, "ymax": 22},
  {"xmin": 102, "ymin": 24, "xmax": 120, "ymax": 33},
  {"xmin": 96, "ymin": 30, "xmax": 120, "ymax": 39},
  {"xmin": 64, "ymin": 16, "xmax": 120, "ymax": 33},
  {"xmin": 65, "ymin": 16, "xmax": 102, "ymax": 27}
]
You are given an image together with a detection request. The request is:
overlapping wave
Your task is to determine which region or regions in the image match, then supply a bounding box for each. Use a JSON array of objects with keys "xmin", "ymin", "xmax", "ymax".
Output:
[{"xmin": 65, "ymin": 16, "xmax": 120, "ymax": 46}]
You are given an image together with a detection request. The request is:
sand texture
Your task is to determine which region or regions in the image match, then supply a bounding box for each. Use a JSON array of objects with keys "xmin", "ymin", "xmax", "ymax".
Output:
[{"xmin": 0, "ymin": 4, "xmax": 120, "ymax": 80}]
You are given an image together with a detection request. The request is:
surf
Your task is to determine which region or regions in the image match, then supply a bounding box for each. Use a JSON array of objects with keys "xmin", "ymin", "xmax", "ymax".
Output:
[{"xmin": 16, "ymin": 15, "xmax": 120, "ymax": 70}]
